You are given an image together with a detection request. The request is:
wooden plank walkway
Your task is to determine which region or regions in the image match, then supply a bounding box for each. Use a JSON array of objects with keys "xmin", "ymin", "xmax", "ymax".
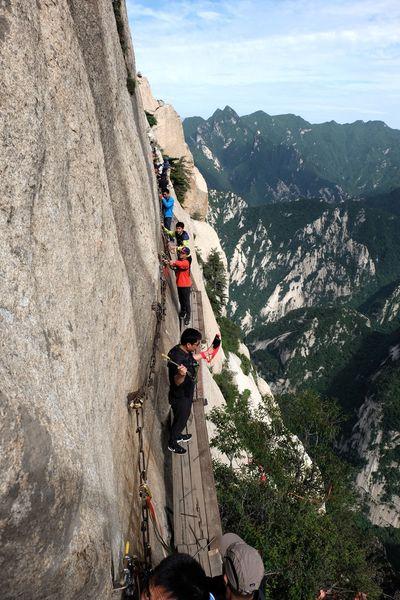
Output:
[{"xmin": 172, "ymin": 289, "xmax": 222, "ymax": 576}]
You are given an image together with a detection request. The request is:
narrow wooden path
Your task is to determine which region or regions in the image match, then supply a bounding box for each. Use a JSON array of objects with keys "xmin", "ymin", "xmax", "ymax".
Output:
[{"xmin": 172, "ymin": 290, "xmax": 222, "ymax": 577}]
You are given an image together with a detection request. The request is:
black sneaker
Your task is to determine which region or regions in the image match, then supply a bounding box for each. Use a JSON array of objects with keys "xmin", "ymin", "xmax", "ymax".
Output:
[
  {"xmin": 168, "ymin": 442, "xmax": 187, "ymax": 454},
  {"xmin": 177, "ymin": 434, "xmax": 192, "ymax": 443},
  {"xmin": 184, "ymin": 316, "xmax": 190, "ymax": 325}
]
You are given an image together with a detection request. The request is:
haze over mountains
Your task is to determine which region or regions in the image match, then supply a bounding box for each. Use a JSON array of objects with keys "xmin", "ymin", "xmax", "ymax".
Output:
[
  {"xmin": 184, "ymin": 106, "xmax": 400, "ymax": 205},
  {"xmin": 184, "ymin": 108, "xmax": 400, "ymax": 517}
]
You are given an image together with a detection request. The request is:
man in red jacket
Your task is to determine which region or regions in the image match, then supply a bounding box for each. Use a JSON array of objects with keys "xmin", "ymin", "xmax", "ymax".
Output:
[{"xmin": 167, "ymin": 247, "xmax": 192, "ymax": 325}]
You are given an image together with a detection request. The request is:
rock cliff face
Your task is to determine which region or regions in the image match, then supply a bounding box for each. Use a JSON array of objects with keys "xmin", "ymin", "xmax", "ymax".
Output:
[
  {"xmin": 0, "ymin": 2, "xmax": 176, "ymax": 598},
  {"xmin": 138, "ymin": 75, "xmax": 208, "ymax": 219},
  {"xmin": 208, "ymin": 191, "xmax": 400, "ymax": 332},
  {"xmin": 347, "ymin": 343, "xmax": 400, "ymax": 527}
]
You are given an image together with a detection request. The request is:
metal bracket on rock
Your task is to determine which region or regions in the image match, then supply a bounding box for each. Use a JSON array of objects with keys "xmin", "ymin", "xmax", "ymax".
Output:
[
  {"xmin": 151, "ymin": 300, "xmax": 166, "ymax": 321},
  {"xmin": 127, "ymin": 389, "xmax": 145, "ymax": 410}
]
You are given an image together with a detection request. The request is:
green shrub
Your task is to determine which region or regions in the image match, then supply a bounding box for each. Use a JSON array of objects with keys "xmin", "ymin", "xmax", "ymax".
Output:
[
  {"xmin": 217, "ymin": 316, "xmax": 241, "ymax": 354},
  {"xmin": 169, "ymin": 157, "xmax": 191, "ymax": 205},
  {"xmin": 211, "ymin": 391, "xmax": 383, "ymax": 600},
  {"xmin": 126, "ymin": 75, "xmax": 136, "ymax": 95},
  {"xmin": 145, "ymin": 111, "xmax": 157, "ymax": 127},
  {"xmin": 202, "ymin": 249, "xmax": 227, "ymax": 317},
  {"xmin": 238, "ymin": 352, "xmax": 251, "ymax": 375}
]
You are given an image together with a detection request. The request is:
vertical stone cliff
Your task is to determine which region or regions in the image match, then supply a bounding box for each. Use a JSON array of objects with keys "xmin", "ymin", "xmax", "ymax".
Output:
[
  {"xmin": 0, "ymin": 3, "xmax": 278, "ymax": 597},
  {"xmin": 0, "ymin": 2, "xmax": 175, "ymax": 598}
]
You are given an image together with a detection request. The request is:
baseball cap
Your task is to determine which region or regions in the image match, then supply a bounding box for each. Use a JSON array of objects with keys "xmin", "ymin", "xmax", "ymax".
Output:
[
  {"xmin": 215, "ymin": 533, "xmax": 244, "ymax": 556},
  {"xmin": 224, "ymin": 541, "xmax": 265, "ymax": 595}
]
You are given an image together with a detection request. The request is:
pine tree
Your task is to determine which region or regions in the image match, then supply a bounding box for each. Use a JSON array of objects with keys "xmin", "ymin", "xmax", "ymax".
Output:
[{"xmin": 202, "ymin": 248, "xmax": 227, "ymax": 317}]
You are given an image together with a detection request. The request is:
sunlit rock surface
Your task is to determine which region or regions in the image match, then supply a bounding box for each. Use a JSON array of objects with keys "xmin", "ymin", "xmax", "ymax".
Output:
[
  {"xmin": 0, "ymin": 2, "xmax": 173, "ymax": 597},
  {"xmin": 138, "ymin": 75, "xmax": 208, "ymax": 219}
]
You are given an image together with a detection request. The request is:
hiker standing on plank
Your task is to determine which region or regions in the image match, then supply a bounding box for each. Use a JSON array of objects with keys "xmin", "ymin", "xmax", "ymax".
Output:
[
  {"xmin": 162, "ymin": 221, "xmax": 190, "ymax": 251},
  {"xmin": 164, "ymin": 246, "xmax": 192, "ymax": 326},
  {"xmin": 161, "ymin": 188, "xmax": 174, "ymax": 230},
  {"xmin": 167, "ymin": 328, "xmax": 202, "ymax": 455}
]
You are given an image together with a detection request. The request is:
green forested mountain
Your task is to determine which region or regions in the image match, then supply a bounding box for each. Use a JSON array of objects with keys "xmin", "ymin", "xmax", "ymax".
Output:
[
  {"xmin": 184, "ymin": 107, "xmax": 400, "ymax": 205},
  {"xmin": 209, "ymin": 189, "xmax": 400, "ymax": 334},
  {"xmin": 193, "ymin": 109, "xmax": 400, "ymax": 589}
]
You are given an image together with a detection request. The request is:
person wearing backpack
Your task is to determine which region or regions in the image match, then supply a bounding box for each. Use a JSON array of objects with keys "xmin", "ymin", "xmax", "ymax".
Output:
[{"xmin": 162, "ymin": 221, "xmax": 190, "ymax": 251}]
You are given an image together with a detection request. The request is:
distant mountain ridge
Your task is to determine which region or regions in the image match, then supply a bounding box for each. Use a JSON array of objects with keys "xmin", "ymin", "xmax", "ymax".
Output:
[
  {"xmin": 184, "ymin": 107, "xmax": 400, "ymax": 205},
  {"xmin": 209, "ymin": 189, "xmax": 400, "ymax": 332}
]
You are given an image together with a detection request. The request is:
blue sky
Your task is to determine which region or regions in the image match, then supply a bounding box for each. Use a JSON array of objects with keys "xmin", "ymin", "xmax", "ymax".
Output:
[{"xmin": 127, "ymin": 0, "xmax": 400, "ymax": 129}]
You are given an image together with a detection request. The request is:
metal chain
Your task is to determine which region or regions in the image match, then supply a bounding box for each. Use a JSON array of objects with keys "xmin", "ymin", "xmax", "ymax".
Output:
[{"xmin": 126, "ymin": 252, "xmax": 169, "ymax": 572}]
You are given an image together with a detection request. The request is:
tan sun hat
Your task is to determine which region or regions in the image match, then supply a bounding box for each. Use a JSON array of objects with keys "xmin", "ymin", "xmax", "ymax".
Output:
[
  {"xmin": 224, "ymin": 541, "xmax": 265, "ymax": 595},
  {"xmin": 215, "ymin": 533, "xmax": 244, "ymax": 556}
]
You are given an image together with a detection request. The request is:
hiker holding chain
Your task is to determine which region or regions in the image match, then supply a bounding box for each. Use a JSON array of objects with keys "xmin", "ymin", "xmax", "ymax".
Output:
[
  {"xmin": 166, "ymin": 329, "xmax": 221, "ymax": 454},
  {"xmin": 166, "ymin": 328, "xmax": 202, "ymax": 454},
  {"xmin": 162, "ymin": 221, "xmax": 190, "ymax": 251},
  {"xmin": 163, "ymin": 246, "xmax": 192, "ymax": 325}
]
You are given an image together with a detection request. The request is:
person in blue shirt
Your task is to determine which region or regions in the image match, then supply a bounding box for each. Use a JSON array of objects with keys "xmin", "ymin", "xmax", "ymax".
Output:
[{"xmin": 161, "ymin": 188, "xmax": 174, "ymax": 230}]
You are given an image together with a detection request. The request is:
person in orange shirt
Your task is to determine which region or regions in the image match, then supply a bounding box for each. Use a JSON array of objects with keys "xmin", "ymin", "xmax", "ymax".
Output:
[{"xmin": 167, "ymin": 247, "xmax": 192, "ymax": 325}]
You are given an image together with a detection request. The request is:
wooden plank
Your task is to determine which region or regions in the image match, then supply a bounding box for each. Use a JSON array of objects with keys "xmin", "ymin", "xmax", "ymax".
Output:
[
  {"xmin": 186, "ymin": 412, "xmax": 207, "ymax": 542},
  {"xmin": 208, "ymin": 548, "xmax": 223, "ymax": 577},
  {"xmin": 180, "ymin": 422, "xmax": 197, "ymax": 546},
  {"xmin": 172, "ymin": 450, "xmax": 185, "ymax": 548},
  {"xmin": 170, "ymin": 285, "xmax": 222, "ymax": 577},
  {"xmin": 192, "ymin": 296, "xmax": 222, "ymax": 544}
]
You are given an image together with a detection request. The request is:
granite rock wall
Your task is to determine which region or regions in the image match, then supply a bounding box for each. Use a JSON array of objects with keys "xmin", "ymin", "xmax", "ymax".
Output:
[{"xmin": 0, "ymin": 2, "xmax": 174, "ymax": 598}]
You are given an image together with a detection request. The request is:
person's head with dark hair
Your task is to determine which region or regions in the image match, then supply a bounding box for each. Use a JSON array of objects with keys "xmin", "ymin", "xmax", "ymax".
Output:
[
  {"xmin": 142, "ymin": 553, "xmax": 210, "ymax": 600},
  {"xmin": 175, "ymin": 222, "xmax": 185, "ymax": 233},
  {"xmin": 178, "ymin": 246, "xmax": 190, "ymax": 258},
  {"xmin": 180, "ymin": 328, "xmax": 202, "ymax": 348},
  {"xmin": 162, "ymin": 189, "xmax": 170, "ymax": 197}
]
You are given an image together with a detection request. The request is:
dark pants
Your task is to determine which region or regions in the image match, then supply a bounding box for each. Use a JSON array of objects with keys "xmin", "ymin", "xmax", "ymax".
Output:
[
  {"xmin": 160, "ymin": 173, "xmax": 169, "ymax": 193},
  {"xmin": 177, "ymin": 287, "xmax": 191, "ymax": 319},
  {"xmin": 169, "ymin": 395, "xmax": 193, "ymax": 444},
  {"xmin": 163, "ymin": 215, "xmax": 172, "ymax": 230}
]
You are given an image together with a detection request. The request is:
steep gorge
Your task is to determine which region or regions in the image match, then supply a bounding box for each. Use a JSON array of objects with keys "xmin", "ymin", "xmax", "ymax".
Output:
[{"xmin": 3, "ymin": 3, "xmax": 399, "ymax": 598}]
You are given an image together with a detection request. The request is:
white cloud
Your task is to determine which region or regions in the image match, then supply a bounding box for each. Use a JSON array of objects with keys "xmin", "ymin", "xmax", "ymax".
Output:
[
  {"xmin": 197, "ymin": 10, "xmax": 222, "ymax": 21},
  {"xmin": 128, "ymin": 0, "xmax": 400, "ymax": 128}
]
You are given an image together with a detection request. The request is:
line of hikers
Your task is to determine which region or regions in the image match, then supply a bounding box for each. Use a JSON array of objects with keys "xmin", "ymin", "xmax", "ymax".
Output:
[
  {"xmin": 160, "ymin": 187, "xmax": 193, "ymax": 326},
  {"xmin": 151, "ymin": 147, "xmax": 199, "ymax": 453},
  {"xmin": 151, "ymin": 144, "xmax": 368, "ymax": 600}
]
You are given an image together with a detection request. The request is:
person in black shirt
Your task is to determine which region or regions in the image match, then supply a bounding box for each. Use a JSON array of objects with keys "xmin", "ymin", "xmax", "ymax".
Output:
[{"xmin": 167, "ymin": 328, "xmax": 202, "ymax": 454}]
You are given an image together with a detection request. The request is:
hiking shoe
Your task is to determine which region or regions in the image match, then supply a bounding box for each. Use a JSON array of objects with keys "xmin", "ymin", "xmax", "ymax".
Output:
[
  {"xmin": 168, "ymin": 442, "xmax": 187, "ymax": 455},
  {"xmin": 177, "ymin": 434, "xmax": 192, "ymax": 443},
  {"xmin": 184, "ymin": 316, "xmax": 190, "ymax": 325}
]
